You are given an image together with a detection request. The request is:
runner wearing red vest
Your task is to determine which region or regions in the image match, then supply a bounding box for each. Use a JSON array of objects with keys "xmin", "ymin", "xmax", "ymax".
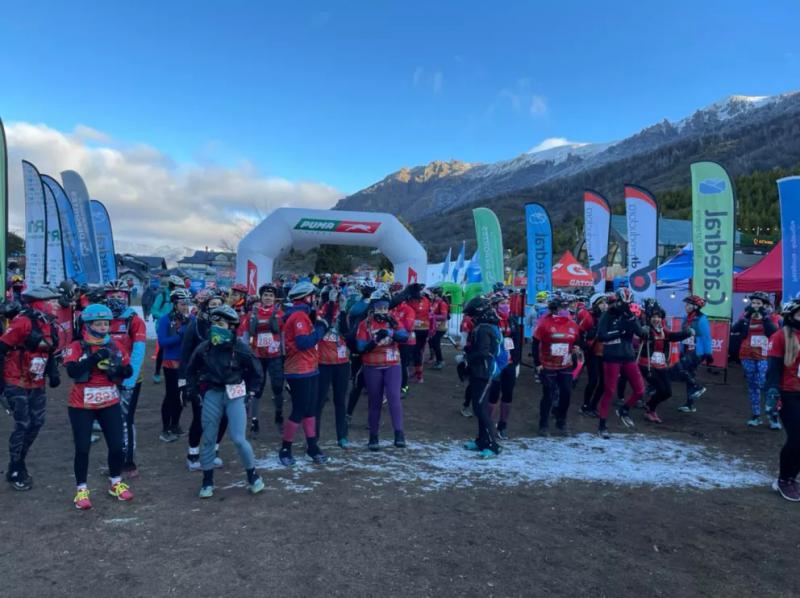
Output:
[
  {"xmin": 390, "ymin": 288, "xmax": 416, "ymax": 395},
  {"xmin": 316, "ymin": 285, "xmax": 351, "ymax": 448},
  {"xmin": 405, "ymin": 283, "xmax": 431, "ymax": 383},
  {"xmin": 428, "ymin": 286, "xmax": 450, "ymax": 370}
]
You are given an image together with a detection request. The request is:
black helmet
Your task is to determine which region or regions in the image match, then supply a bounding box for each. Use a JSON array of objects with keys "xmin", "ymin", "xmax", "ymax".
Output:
[
  {"xmin": 209, "ymin": 304, "xmax": 240, "ymax": 326},
  {"xmin": 359, "ymin": 281, "xmax": 376, "ymax": 298},
  {"xmin": 464, "ymin": 296, "xmax": 498, "ymax": 323},
  {"xmin": 21, "ymin": 286, "xmax": 61, "ymax": 303},
  {"xmin": 547, "ymin": 296, "xmax": 567, "ymax": 313},
  {"xmin": 749, "ymin": 291, "xmax": 770, "ymax": 305},
  {"xmin": 781, "ymin": 299, "xmax": 800, "ymax": 319},
  {"xmin": 0, "ymin": 299, "xmax": 22, "ymax": 319},
  {"xmin": 57, "ymin": 279, "xmax": 78, "ymax": 308},
  {"xmin": 85, "ymin": 285, "xmax": 107, "ymax": 304},
  {"xmin": 258, "ymin": 283, "xmax": 279, "ymax": 297}
]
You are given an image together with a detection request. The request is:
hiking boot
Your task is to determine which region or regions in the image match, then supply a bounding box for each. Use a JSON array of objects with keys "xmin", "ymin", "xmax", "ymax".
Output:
[
  {"xmin": 773, "ymin": 479, "xmax": 800, "ymax": 502},
  {"xmin": 368, "ymin": 435, "xmax": 380, "ymax": 452}
]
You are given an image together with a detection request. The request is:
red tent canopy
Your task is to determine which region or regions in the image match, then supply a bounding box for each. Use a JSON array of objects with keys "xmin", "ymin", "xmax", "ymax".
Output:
[
  {"xmin": 733, "ymin": 241, "xmax": 781, "ymax": 292},
  {"xmin": 552, "ymin": 251, "xmax": 594, "ymax": 288}
]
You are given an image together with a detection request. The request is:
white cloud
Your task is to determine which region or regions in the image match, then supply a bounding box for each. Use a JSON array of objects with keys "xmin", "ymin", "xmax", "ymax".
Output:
[
  {"xmin": 413, "ymin": 67, "xmax": 444, "ymax": 95},
  {"xmin": 528, "ymin": 137, "xmax": 588, "ymax": 152},
  {"xmin": 5, "ymin": 122, "xmax": 343, "ymax": 251},
  {"xmin": 530, "ymin": 95, "xmax": 547, "ymax": 116},
  {"xmin": 488, "ymin": 80, "xmax": 547, "ymax": 118}
]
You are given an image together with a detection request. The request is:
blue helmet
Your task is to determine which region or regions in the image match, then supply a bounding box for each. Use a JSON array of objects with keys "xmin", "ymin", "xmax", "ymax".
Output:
[{"xmin": 82, "ymin": 303, "xmax": 113, "ymax": 322}]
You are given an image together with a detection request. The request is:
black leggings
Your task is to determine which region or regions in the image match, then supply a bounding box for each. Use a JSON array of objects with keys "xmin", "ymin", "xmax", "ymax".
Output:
[
  {"xmin": 583, "ymin": 353, "xmax": 604, "ymax": 410},
  {"xmin": 399, "ymin": 345, "xmax": 413, "ymax": 388},
  {"xmin": 287, "ymin": 375, "xmax": 319, "ymax": 423},
  {"xmin": 643, "ymin": 367, "xmax": 672, "ymax": 410},
  {"xmin": 347, "ymin": 357, "xmax": 365, "ymax": 416},
  {"xmin": 317, "ymin": 363, "xmax": 349, "ymax": 441},
  {"xmin": 779, "ymin": 392, "xmax": 800, "ymax": 481},
  {"xmin": 155, "ymin": 346, "xmax": 164, "ymax": 376},
  {"xmin": 161, "ymin": 367, "xmax": 183, "ymax": 432},
  {"xmin": 120, "ymin": 383, "xmax": 141, "ymax": 466},
  {"xmin": 412, "ymin": 330, "xmax": 429, "ymax": 367},
  {"xmin": 539, "ymin": 368, "xmax": 572, "ymax": 429},
  {"xmin": 470, "ymin": 376, "xmax": 496, "ymax": 450},
  {"xmin": 489, "ymin": 365, "xmax": 516, "ymax": 405},
  {"xmin": 69, "ymin": 403, "xmax": 124, "ymax": 485},
  {"xmin": 429, "ymin": 331, "xmax": 445, "ymax": 363},
  {"xmin": 188, "ymin": 399, "xmax": 228, "ymax": 449}
]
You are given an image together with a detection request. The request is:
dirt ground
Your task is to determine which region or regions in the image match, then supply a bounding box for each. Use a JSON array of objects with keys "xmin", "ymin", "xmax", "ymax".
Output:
[{"xmin": 0, "ymin": 341, "xmax": 797, "ymax": 598}]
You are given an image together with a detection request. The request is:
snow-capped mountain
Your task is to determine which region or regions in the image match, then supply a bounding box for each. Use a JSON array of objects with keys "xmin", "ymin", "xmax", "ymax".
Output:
[{"xmin": 336, "ymin": 92, "xmax": 800, "ymax": 221}]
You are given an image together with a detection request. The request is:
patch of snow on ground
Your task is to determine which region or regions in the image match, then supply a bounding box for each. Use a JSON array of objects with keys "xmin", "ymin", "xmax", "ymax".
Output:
[{"xmin": 247, "ymin": 434, "xmax": 770, "ymax": 495}]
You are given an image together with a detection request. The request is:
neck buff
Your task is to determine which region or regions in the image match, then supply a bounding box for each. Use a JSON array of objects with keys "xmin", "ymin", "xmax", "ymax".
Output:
[
  {"xmin": 84, "ymin": 324, "xmax": 110, "ymax": 345},
  {"xmin": 210, "ymin": 325, "xmax": 234, "ymax": 346}
]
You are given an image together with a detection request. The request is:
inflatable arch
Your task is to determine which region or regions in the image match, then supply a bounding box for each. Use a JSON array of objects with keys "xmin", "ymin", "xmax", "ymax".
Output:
[{"xmin": 236, "ymin": 208, "xmax": 428, "ymax": 290}]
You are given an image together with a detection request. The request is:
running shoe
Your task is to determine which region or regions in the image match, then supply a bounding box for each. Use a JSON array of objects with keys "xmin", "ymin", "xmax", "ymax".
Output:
[
  {"xmin": 463, "ymin": 440, "xmax": 480, "ymax": 451},
  {"xmin": 496, "ymin": 427, "xmax": 508, "ymax": 441},
  {"xmin": 401, "ymin": 386, "xmax": 409, "ymax": 396},
  {"xmin": 579, "ymin": 405, "xmax": 598, "ymax": 418},
  {"xmin": 555, "ymin": 420, "xmax": 568, "ymax": 436},
  {"xmin": 689, "ymin": 386, "xmax": 707, "ymax": 401},
  {"xmin": 678, "ymin": 405, "xmax": 697, "ymax": 413},
  {"xmin": 460, "ymin": 406, "xmax": 473, "ymax": 418},
  {"xmin": 598, "ymin": 426, "xmax": 611, "ymax": 439},
  {"xmin": 394, "ymin": 431, "xmax": 406, "ymax": 448},
  {"xmin": 198, "ymin": 485, "xmax": 214, "ymax": 499},
  {"xmin": 6, "ymin": 470, "xmax": 32, "ymax": 491},
  {"xmin": 92, "ymin": 421, "xmax": 102, "ymax": 432},
  {"xmin": 478, "ymin": 448, "xmax": 500, "ymax": 459},
  {"xmin": 159, "ymin": 431, "xmax": 178, "ymax": 443},
  {"xmin": 74, "ymin": 488, "xmax": 92, "ymax": 510},
  {"xmin": 278, "ymin": 448, "xmax": 296, "ymax": 467},
  {"xmin": 108, "ymin": 481, "xmax": 134, "ymax": 501},
  {"xmin": 213, "ymin": 454, "xmax": 224, "ymax": 468},
  {"xmin": 616, "ymin": 408, "xmax": 635, "ymax": 429},
  {"xmin": 248, "ymin": 476, "xmax": 265, "ymax": 495},
  {"xmin": 186, "ymin": 458, "xmax": 202, "ymax": 472},
  {"xmin": 432, "ymin": 362, "xmax": 444, "ymax": 371},
  {"xmin": 338, "ymin": 438, "xmax": 351, "ymax": 450},
  {"xmin": 643, "ymin": 410, "xmax": 663, "ymax": 424},
  {"xmin": 368, "ymin": 435, "xmax": 380, "ymax": 452},
  {"xmin": 250, "ymin": 418, "xmax": 260, "ymax": 435},
  {"xmin": 773, "ymin": 479, "xmax": 800, "ymax": 502},
  {"xmin": 746, "ymin": 416, "xmax": 763, "ymax": 427},
  {"xmin": 171, "ymin": 426, "xmax": 186, "ymax": 437},
  {"xmin": 152, "ymin": 374, "xmax": 162, "ymax": 384}
]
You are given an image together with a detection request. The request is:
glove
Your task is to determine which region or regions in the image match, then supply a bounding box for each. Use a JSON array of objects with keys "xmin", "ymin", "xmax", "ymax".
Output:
[
  {"xmin": 639, "ymin": 325, "xmax": 650, "ymax": 336},
  {"xmin": 766, "ymin": 388, "xmax": 781, "ymax": 414},
  {"xmin": 48, "ymin": 372, "xmax": 61, "ymax": 389},
  {"xmin": 374, "ymin": 329, "xmax": 390, "ymax": 342},
  {"xmin": 90, "ymin": 348, "xmax": 112, "ymax": 364},
  {"xmin": 0, "ymin": 393, "xmax": 11, "ymax": 413}
]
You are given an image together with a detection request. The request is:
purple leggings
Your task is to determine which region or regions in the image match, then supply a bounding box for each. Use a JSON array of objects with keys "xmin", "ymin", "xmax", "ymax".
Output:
[
  {"xmin": 363, "ymin": 365, "xmax": 404, "ymax": 436},
  {"xmin": 599, "ymin": 361, "xmax": 644, "ymax": 419}
]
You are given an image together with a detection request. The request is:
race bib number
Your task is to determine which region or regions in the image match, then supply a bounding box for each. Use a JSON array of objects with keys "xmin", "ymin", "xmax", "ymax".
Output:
[
  {"xmin": 683, "ymin": 336, "xmax": 695, "ymax": 349},
  {"xmin": 337, "ymin": 345, "xmax": 348, "ymax": 359},
  {"xmin": 29, "ymin": 357, "xmax": 47, "ymax": 377},
  {"xmin": 226, "ymin": 382, "xmax": 247, "ymax": 400},
  {"xmin": 750, "ymin": 335, "xmax": 768, "ymax": 355},
  {"xmin": 256, "ymin": 332, "xmax": 273, "ymax": 348},
  {"xmin": 651, "ymin": 351, "xmax": 666, "ymax": 366},
  {"xmin": 386, "ymin": 349, "xmax": 398, "ymax": 361},
  {"xmin": 323, "ymin": 331, "xmax": 339, "ymax": 343},
  {"xmin": 178, "ymin": 378, "xmax": 187, "ymax": 388},
  {"xmin": 551, "ymin": 343, "xmax": 569, "ymax": 357},
  {"xmin": 83, "ymin": 385, "xmax": 119, "ymax": 407},
  {"xmin": 503, "ymin": 337, "xmax": 515, "ymax": 351}
]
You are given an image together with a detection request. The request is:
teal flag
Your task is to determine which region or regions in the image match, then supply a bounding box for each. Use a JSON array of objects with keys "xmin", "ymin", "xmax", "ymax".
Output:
[
  {"xmin": 691, "ymin": 161, "xmax": 735, "ymax": 319},
  {"xmin": 472, "ymin": 207, "xmax": 504, "ymax": 291}
]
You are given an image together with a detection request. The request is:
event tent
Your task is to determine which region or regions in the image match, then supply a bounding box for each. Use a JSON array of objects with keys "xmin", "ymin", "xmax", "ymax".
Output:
[
  {"xmin": 552, "ymin": 251, "xmax": 593, "ymax": 288},
  {"xmin": 733, "ymin": 241, "xmax": 781, "ymax": 292}
]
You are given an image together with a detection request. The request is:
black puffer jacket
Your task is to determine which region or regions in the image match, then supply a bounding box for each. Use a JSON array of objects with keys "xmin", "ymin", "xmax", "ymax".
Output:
[
  {"xmin": 597, "ymin": 304, "xmax": 646, "ymax": 363},
  {"xmin": 185, "ymin": 338, "xmax": 263, "ymax": 397},
  {"xmin": 466, "ymin": 321, "xmax": 501, "ymax": 381}
]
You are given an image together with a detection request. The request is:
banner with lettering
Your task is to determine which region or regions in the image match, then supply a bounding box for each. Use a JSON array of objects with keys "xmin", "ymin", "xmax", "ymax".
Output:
[
  {"xmin": 778, "ymin": 176, "xmax": 800, "ymax": 300},
  {"xmin": 61, "ymin": 170, "xmax": 101, "ymax": 284},
  {"xmin": 690, "ymin": 162, "xmax": 735, "ymax": 319},
  {"xmin": 41, "ymin": 174, "xmax": 87, "ymax": 284},
  {"xmin": 43, "ymin": 183, "xmax": 66, "ymax": 284},
  {"xmin": 525, "ymin": 203, "xmax": 552, "ymax": 301},
  {"xmin": 472, "ymin": 207, "xmax": 504, "ymax": 291},
  {"xmin": 584, "ymin": 190, "xmax": 612, "ymax": 294},
  {"xmin": 22, "ymin": 161, "xmax": 47, "ymax": 286},
  {"xmin": 90, "ymin": 200, "xmax": 117, "ymax": 283},
  {"xmin": 624, "ymin": 184, "xmax": 658, "ymax": 302}
]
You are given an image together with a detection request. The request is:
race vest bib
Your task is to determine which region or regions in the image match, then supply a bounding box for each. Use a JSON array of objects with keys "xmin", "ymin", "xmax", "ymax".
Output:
[
  {"xmin": 386, "ymin": 348, "xmax": 398, "ymax": 361},
  {"xmin": 651, "ymin": 351, "xmax": 666, "ymax": 366},
  {"xmin": 503, "ymin": 337, "xmax": 515, "ymax": 351},
  {"xmin": 29, "ymin": 357, "xmax": 47, "ymax": 377},
  {"xmin": 84, "ymin": 385, "xmax": 119, "ymax": 407},
  {"xmin": 226, "ymin": 382, "xmax": 247, "ymax": 400},
  {"xmin": 337, "ymin": 345, "xmax": 348, "ymax": 359},
  {"xmin": 750, "ymin": 335, "xmax": 768, "ymax": 355},
  {"xmin": 256, "ymin": 332, "xmax": 274, "ymax": 348}
]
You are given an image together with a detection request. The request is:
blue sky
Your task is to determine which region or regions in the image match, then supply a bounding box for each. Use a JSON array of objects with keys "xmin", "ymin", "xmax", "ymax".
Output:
[{"xmin": 1, "ymin": 0, "xmax": 797, "ymax": 198}]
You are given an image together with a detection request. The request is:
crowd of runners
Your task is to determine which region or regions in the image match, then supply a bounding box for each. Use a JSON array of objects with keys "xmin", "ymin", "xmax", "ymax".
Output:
[{"xmin": 1, "ymin": 272, "xmax": 799, "ymax": 507}]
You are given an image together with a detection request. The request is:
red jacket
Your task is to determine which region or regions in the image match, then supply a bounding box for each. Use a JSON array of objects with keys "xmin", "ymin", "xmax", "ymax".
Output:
[
  {"xmin": 63, "ymin": 339, "xmax": 131, "ymax": 409},
  {"xmin": 0, "ymin": 312, "xmax": 58, "ymax": 389},
  {"xmin": 431, "ymin": 298, "xmax": 449, "ymax": 332},
  {"xmin": 240, "ymin": 304, "xmax": 283, "ymax": 359},
  {"xmin": 282, "ymin": 309, "xmax": 319, "ymax": 377},
  {"xmin": 533, "ymin": 315, "xmax": 579, "ymax": 370},
  {"xmin": 318, "ymin": 305, "xmax": 349, "ymax": 365},
  {"xmin": 391, "ymin": 303, "xmax": 417, "ymax": 346},
  {"xmin": 357, "ymin": 317, "xmax": 402, "ymax": 367},
  {"xmin": 406, "ymin": 298, "xmax": 431, "ymax": 331}
]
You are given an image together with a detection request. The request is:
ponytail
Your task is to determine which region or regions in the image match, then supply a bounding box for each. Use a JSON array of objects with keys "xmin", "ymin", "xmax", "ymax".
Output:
[{"xmin": 784, "ymin": 326, "xmax": 800, "ymax": 367}]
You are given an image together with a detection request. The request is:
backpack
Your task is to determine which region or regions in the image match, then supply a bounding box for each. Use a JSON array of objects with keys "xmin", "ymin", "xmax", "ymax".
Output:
[
  {"xmin": 470, "ymin": 323, "xmax": 509, "ymax": 379},
  {"xmin": 17, "ymin": 310, "xmax": 59, "ymax": 354}
]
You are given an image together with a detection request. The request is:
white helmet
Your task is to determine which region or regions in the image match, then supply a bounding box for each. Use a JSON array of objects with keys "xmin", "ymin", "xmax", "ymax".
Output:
[{"xmin": 589, "ymin": 292, "xmax": 608, "ymax": 306}]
